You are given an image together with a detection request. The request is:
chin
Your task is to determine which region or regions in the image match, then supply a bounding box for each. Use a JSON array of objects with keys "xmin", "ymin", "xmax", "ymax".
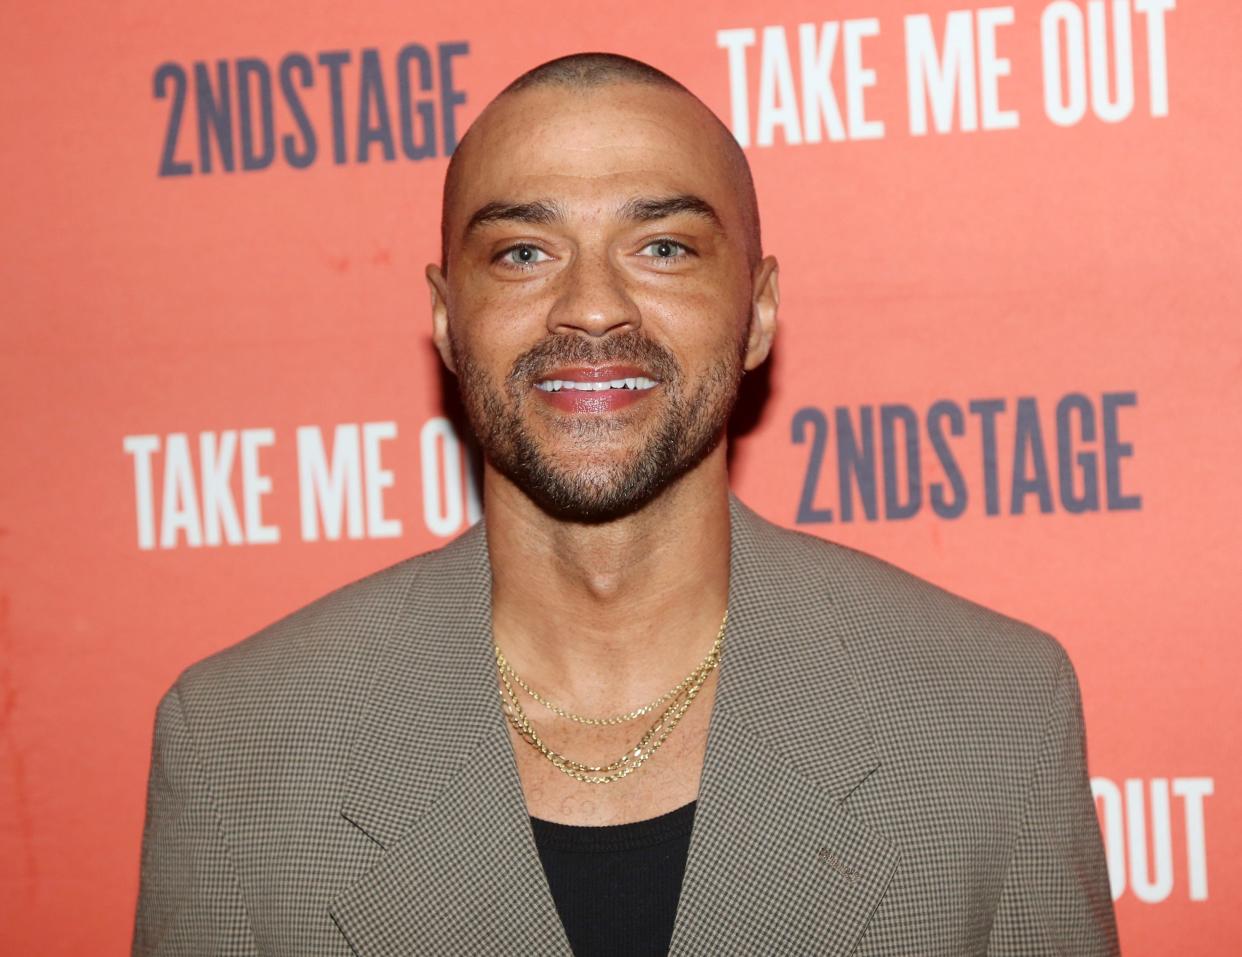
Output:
[{"xmin": 512, "ymin": 468, "xmax": 669, "ymax": 525}]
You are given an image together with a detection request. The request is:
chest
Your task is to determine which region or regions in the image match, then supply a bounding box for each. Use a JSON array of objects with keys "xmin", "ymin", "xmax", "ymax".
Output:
[{"xmin": 505, "ymin": 670, "xmax": 719, "ymax": 826}]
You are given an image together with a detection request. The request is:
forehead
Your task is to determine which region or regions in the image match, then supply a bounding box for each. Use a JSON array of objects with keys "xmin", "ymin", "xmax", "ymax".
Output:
[{"xmin": 450, "ymin": 84, "xmax": 739, "ymax": 223}]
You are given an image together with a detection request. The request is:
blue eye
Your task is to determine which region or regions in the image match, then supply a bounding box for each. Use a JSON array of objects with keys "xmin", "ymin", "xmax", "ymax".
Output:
[
  {"xmin": 500, "ymin": 244, "xmax": 550, "ymax": 268},
  {"xmin": 639, "ymin": 239, "xmax": 690, "ymax": 259}
]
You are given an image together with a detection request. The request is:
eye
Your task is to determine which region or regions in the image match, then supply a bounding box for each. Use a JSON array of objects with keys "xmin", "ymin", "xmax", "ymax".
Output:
[
  {"xmin": 637, "ymin": 238, "xmax": 692, "ymax": 260},
  {"xmin": 497, "ymin": 244, "xmax": 552, "ymax": 269}
]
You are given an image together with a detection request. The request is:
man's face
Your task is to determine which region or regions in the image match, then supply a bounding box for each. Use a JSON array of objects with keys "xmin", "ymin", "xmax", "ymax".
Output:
[{"xmin": 428, "ymin": 82, "xmax": 777, "ymax": 522}]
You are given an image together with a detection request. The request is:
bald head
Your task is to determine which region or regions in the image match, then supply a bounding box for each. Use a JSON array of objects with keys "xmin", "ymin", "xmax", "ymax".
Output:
[
  {"xmin": 500, "ymin": 50, "xmax": 690, "ymax": 96},
  {"xmin": 439, "ymin": 52, "xmax": 762, "ymax": 276}
]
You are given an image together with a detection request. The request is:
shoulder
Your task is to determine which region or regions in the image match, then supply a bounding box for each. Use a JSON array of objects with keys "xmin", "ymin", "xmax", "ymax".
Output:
[
  {"xmin": 733, "ymin": 499, "xmax": 1084, "ymax": 818},
  {"xmin": 732, "ymin": 496, "xmax": 1071, "ymax": 708},
  {"xmin": 166, "ymin": 522, "xmax": 487, "ymax": 733}
]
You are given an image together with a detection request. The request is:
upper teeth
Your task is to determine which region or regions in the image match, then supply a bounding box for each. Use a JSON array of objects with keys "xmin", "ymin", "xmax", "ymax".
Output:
[{"xmin": 536, "ymin": 377, "xmax": 657, "ymax": 392}]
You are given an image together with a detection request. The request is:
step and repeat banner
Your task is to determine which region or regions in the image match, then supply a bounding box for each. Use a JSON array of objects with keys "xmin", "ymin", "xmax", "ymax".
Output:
[{"xmin": 2, "ymin": 1, "xmax": 1238, "ymax": 953}]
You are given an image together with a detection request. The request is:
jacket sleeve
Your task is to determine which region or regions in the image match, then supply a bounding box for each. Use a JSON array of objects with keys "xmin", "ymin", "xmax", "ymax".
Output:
[
  {"xmin": 986, "ymin": 645, "xmax": 1120, "ymax": 955},
  {"xmin": 132, "ymin": 683, "xmax": 258, "ymax": 956}
]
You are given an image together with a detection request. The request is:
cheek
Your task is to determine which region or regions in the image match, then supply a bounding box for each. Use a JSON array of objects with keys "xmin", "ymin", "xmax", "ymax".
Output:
[
  {"xmin": 455, "ymin": 279, "xmax": 552, "ymax": 344},
  {"xmin": 449, "ymin": 296, "xmax": 538, "ymax": 375},
  {"xmin": 634, "ymin": 284, "xmax": 749, "ymax": 360}
]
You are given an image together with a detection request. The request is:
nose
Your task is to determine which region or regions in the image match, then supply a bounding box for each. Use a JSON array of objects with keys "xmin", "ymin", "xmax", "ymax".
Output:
[{"xmin": 546, "ymin": 250, "xmax": 641, "ymax": 337}]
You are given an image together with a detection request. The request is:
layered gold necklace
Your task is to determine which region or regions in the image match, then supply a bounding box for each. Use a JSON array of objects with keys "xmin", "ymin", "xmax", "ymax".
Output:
[{"xmin": 495, "ymin": 609, "xmax": 727, "ymax": 785}]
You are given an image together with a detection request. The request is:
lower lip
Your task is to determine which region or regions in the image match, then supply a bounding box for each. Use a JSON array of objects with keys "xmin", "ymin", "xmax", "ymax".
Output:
[{"xmin": 534, "ymin": 386, "xmax": 655, "ymax": 413}]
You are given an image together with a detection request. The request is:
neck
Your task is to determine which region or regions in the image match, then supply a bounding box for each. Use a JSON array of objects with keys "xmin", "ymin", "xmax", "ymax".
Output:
[{"xmin": 485, "ymin": 450, "xmax": 731, "ymax": 716}]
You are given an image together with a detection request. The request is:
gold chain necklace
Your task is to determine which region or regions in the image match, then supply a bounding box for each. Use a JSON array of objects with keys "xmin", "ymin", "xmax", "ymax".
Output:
[
  {"xmin": 495, "ymin": 612, "xmax": 726, "ymax": 726},
  {"xmin": 495, "ymin": 609, "xmax": 728, "ymax": 785}
]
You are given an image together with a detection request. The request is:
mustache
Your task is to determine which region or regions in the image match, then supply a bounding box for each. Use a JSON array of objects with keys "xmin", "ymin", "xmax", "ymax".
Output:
[{"xmin": 507, "ymin": 332, "xmax": 682, "ymax": 385}]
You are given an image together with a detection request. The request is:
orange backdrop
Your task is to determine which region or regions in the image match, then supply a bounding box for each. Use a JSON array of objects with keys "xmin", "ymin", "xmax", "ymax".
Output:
[{"xmin": 2, "ymin": 1, "xmax": 1239, "ymax": 953}]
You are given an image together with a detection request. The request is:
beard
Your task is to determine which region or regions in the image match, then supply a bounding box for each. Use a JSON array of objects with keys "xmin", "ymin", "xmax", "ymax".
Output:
[{"xmin": 450, "ymin": 327, "xmax": 747, "ymax": 523}]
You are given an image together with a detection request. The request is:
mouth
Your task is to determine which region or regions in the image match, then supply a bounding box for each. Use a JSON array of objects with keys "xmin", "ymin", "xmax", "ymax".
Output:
[
  {"xmin": 534, "ymin": 376, "xmax": 658, "ymax": 393},
  {"xmin": 530, "ymin": 365, "xmax": 661, "ymax": 412}
]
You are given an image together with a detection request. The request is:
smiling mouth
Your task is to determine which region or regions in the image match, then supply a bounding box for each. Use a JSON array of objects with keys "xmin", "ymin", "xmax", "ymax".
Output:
[{"xmin": 534, "ymin": 377, "xmax": 658, "ymax": 392}]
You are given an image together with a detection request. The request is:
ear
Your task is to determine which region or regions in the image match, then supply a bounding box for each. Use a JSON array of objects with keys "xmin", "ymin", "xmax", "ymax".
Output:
[
  {"xmin": 744, "ymin": 255, "xmax": 779, "ymax": 372},
  {"xmin": 425, "ymin": 263, "xmax": 456, "ymax": 375}
]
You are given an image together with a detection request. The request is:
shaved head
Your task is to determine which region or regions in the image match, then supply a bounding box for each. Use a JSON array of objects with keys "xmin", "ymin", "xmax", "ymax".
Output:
[{"xmin": 439, "ymin": 52, "xmax": 762, "ymax": 275}]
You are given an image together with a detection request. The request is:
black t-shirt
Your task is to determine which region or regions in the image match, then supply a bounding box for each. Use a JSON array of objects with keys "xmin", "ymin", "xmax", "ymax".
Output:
[{"xmin": 530, "ymin": 801, "xmax": 696, "ymax": 957}]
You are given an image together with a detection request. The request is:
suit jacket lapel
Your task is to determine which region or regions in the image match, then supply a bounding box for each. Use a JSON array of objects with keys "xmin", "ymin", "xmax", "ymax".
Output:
[
  {"xmin": 329, "ymin": 521, "xmax": 573, "ymax": 955},
  {"xmin": 666, "ymin": 496, "xmax": 900, "ymax": 955}
]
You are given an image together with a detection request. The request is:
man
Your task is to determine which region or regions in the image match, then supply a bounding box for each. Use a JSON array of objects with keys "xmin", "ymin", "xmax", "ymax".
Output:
[{"xmin": 132, "ymin": 53, "xmax": 1119, "ymax": 956}]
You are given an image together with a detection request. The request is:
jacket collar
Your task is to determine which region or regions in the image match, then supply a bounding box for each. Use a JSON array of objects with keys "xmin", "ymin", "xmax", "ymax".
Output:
[{"xmin": 330, "ymin": 494, "xmax": 898, "ymax": 955}]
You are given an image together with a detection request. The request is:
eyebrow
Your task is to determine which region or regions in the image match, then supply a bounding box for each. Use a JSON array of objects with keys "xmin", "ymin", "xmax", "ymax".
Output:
[
  {"xmin": 617, "ymin": 194, "xmax": 723, "ymax": 229},
  {"xmin": 464, "ymin": 199, "xmax": 565, "ymax": 235},
  {"xmin": 462, "ymin": 193, "xmax": 724, "ymax": 239}
]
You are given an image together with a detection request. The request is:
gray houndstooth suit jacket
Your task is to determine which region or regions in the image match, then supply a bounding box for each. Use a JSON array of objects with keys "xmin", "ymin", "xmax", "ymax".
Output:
[{"xmin": 132, "ymin": 494, "xmax": 1120, "ymax": 955}]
